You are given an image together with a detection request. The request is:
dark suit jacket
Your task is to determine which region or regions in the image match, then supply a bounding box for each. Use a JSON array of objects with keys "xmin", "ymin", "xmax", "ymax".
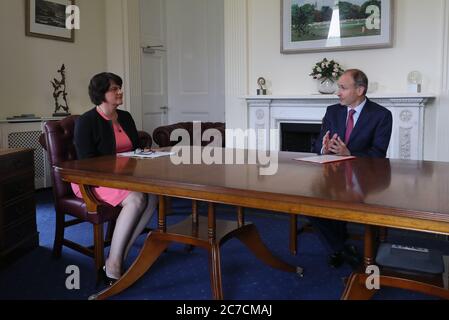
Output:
[
  {"xmin": 314, "ymin": 98, "xmax": 393, "ymax": 158},
  {"xmin": 74, "ymin": 107, "xmax": 139, "ymax": 160}
]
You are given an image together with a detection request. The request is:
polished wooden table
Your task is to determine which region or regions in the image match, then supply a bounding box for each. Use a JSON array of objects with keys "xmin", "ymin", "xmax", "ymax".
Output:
[{"xmin": 55, "ymin": 149, "xmax": 449, "ymax": 299}]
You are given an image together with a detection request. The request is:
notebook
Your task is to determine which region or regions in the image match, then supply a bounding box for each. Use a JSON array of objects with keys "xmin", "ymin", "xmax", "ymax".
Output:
[{"xmin": 293, "ymin": 155, "xmax": 356, "ymax": 164}]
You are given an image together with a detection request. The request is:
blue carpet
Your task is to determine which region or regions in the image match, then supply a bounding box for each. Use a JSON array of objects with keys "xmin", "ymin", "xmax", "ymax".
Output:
[{"xmin": 0, "ymin": 189, "xmax": 446, "ymax": 300}]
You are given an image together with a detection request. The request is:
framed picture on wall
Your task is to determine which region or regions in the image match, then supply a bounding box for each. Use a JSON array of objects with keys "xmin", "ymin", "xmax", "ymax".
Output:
[
  {"xmin": 281, "ymin": 0, "xmax": 393, "ymax": 53},
  {"xmin": 26, "ymin": 0, "xmax": 75, "ymax": 42}
]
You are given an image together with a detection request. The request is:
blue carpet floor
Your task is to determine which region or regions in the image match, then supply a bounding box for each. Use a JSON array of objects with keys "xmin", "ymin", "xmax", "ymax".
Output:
[{"xmin": 0, "ymin": 189, "xmax": 447, "ymax": 300}]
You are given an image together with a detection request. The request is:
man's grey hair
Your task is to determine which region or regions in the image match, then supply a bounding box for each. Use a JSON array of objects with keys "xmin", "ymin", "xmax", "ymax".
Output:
[{"xmin": 344, "ymin": 69, "xmax": 368, "ymax": 95}]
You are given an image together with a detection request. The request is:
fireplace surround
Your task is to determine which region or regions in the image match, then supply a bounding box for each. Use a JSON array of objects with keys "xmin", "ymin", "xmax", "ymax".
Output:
[{"xmin": 246, "ymin": 94, "xmax": 435, "ymax": 160}]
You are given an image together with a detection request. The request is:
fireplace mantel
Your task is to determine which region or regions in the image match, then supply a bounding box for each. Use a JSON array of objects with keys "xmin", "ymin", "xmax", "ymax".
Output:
[{"xmin": 246, "ymin": 94, "xmax": 435, "ymax": 160}]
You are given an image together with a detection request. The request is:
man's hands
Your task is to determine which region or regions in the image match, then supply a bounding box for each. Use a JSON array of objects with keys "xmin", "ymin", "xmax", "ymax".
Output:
[
  {"xmin": 321, "ymin": 131, "xmax": 334, "ymax": 154},
  {"xmin": 322, "ymin": 131, "xmax": 351, "ymax": 156},
  {"xmin": 329, "ymin": 136, "xmax": 351, "ymax": 156}
]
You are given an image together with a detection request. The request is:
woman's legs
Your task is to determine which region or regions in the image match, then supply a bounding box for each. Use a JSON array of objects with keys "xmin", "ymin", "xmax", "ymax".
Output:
[
  {"xmin": 105, "ymin": 192, "xmax": 147, "ymax": 279},
  {"xmin": 123, "ymin": 194, "xmax": 158, "ymax": 261}
]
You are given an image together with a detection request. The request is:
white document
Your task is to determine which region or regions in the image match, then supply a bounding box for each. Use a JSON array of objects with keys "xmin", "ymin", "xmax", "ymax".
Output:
[
  {"xmin": 117, "ymin": 151, "xmax": 175, "ymax": 159},
  {"xmin": 293, "ymin": 155, "xmax": 355, "ymax": 164}
]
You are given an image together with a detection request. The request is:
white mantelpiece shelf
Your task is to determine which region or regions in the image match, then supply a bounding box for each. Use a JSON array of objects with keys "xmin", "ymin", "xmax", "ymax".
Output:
[
  {"xmin": 245, "ymin": 93, "xmax": 435, "ymax": 100},
  {"xmin": 245, "ymin": 94, "xmax": 436, "ymax": 160}
]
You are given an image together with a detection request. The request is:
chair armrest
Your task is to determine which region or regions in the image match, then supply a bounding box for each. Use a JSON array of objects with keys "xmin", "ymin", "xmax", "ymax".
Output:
[{"xmin": 153, "ymin": 123, "xmax": 192, "ymax": 147}]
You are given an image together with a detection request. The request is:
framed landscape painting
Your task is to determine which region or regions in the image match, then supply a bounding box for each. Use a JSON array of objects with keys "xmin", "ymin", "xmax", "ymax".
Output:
[
  {"xmin": 281, "ymin": 0, "xmax": 393, "ymax": 53},
  {"xmin": 26, "ymin": 0, "xmax": 75, "ymax": 42}
]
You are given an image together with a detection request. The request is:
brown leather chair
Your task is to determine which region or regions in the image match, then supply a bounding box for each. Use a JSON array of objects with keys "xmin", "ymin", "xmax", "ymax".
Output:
[
  {"xmin": 39, "ymin": 115, "xmax": 152, "ymax": 281},
  {"xmin": 153, "ymin": 122, "xmax": 225, "ymax": 147}
]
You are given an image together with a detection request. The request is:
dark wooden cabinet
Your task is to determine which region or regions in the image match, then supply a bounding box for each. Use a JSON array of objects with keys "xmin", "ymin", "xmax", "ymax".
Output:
[{"xmin": 0, "ymin": 148, "xmax": 39, "ymax": 261}]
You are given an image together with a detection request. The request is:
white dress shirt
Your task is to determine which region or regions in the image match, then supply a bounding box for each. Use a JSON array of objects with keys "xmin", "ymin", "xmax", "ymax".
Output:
[{"xmin": 346, "ymin": 99, "xmax": 367, "ymax": 127}]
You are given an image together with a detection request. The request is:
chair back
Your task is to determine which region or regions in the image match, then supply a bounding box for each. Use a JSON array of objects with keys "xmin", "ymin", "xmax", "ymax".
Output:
[
  {"xmin": 40, "ymin": 115, "xmax": 79, "ymax": 200},
  {"xmin": 153, "ymin": 122, "xmax": 225, "ymax": 147},
  {"xmin": 39, "ymin": 115, "xmax": 153, "ymax": 201}
]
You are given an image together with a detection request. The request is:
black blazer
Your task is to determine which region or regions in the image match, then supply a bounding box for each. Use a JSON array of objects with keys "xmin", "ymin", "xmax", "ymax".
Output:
[
  {"xmin": 314, "ymin": 98, "xmax": 393, "ymax": 158},
  {"xmin": 74, "ymin": 107, "xmax": 139, "ymax": 160}
]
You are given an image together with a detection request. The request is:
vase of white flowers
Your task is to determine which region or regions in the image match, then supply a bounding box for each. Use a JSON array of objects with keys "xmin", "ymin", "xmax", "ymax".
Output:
[{"xmin": 310, "ymin": 58, "xmax": 344, "ymax": 94}]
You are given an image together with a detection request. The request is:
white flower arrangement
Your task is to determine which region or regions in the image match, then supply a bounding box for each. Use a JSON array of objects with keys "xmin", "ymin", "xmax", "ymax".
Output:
[{"xmin": 309, "ymin": 58, "xmax": 344, "ymax": 82}]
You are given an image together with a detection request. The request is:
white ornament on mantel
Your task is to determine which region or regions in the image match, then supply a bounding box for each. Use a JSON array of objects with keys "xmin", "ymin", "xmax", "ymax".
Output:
[
  {"xmin": 407, "ymin": 71, "xmax": 422, "ymax": 93},
  {"xmin": 245, "ymin": 94, "xmax": 435, "ymax": 160}
]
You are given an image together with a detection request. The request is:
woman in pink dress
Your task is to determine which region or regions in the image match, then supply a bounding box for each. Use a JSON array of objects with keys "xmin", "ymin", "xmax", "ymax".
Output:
[{"xmin": 73, "ymin": 72, "xmax": 157, "ymax": 283}]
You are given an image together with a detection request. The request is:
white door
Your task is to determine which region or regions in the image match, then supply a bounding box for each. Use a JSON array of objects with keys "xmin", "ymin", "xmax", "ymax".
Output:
[
  {"xmin": 140, "ymin": 0, "xmax": 168, "ymax": 138},
  {"xmin": 166, "ymin": 0, "xmax": 225, "ymax": 123}
]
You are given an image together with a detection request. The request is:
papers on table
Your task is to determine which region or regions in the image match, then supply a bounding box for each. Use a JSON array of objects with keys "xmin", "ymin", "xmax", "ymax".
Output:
[
  {"xmin": 117, "ymin": 150, "xmax": 175, "ymax": 159},
  {"xmin": 293, "ymin": 155, "xmax": 356, "ymax": 164}
]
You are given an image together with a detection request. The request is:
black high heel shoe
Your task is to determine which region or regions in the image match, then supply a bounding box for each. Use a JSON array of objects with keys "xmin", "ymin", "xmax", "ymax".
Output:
[{"xmin": 97, "ymin": 266, "xmax": 119, "ymax": 287}]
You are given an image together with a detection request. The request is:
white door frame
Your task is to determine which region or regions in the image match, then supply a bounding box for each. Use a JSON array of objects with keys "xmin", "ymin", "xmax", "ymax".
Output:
[{"xmin": 106, "ymin": 0, "xmax": 143, "ymax": 129}]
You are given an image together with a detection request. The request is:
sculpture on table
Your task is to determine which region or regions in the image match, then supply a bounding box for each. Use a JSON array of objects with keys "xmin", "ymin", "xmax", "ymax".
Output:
[{"xmin": 51, "ymin": 64, "xmax": 71, "ymax": 117}]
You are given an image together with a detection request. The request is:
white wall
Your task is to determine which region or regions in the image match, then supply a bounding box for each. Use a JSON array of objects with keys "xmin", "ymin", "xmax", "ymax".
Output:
[
  {"xmin": 226, "ymin": 0, "xmax": 448, "ymax": 160},
  {"xmin": 435, "ymin": 1, "xmax": 449, "ymax": 161},
  {"xmin": 0, "ymin": 0, "xmax": 107, "ymax": 119},
  {"xmin": 248, "ymin": 0, "xmax": 443, "ymax": 95},
  {"xmin": 106, "ymin": 0, "xmax": 126, "ymax": 84}
]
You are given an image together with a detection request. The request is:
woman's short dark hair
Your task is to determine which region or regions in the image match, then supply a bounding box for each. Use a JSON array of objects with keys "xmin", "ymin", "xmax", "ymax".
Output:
[{"xmin": 88, "ymin": 72, "xmax": 123, "ymax": 105}]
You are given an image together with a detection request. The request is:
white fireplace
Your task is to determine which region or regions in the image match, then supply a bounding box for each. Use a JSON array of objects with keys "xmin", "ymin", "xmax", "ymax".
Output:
[{"xmin": 246, "ymin": 94, "xmax": 435, "ymax": 160}]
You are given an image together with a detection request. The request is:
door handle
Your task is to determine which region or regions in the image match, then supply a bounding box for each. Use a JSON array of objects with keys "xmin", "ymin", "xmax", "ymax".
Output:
[
  {"xmin": 160, "ymin": 106, "xmax": 168, "ymax": 110},
  {"xmin": 142, "ymin": 45, "xmax": 166, "ymax": 54}
]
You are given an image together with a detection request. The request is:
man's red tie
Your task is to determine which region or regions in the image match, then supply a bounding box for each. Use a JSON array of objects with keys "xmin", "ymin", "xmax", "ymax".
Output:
[{"xmin": 344, "ymin": 109, "xmax": 356, "ymax": 144}]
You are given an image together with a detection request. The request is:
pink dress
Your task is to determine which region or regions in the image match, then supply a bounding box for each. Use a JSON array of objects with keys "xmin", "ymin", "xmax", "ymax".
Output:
[{"xmin": 71, "ymin": 108, "xmax": 133, "ymax": 207}]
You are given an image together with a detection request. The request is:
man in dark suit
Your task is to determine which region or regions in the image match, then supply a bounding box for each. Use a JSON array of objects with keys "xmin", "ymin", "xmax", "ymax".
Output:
[{"xmin": 310, "ymin": 69, "xmax": 393, "ymax": 269}]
